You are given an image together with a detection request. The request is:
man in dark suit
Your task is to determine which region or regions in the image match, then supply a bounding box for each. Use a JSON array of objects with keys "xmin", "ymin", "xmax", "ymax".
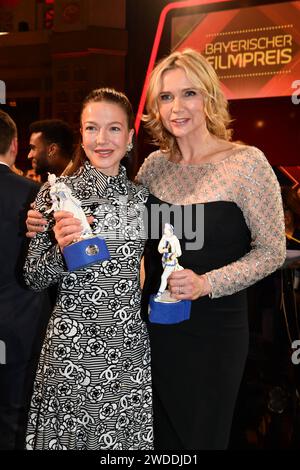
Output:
[{"xmin": 0, "ymin": 110, "xmax": 51, "ymax": 449}]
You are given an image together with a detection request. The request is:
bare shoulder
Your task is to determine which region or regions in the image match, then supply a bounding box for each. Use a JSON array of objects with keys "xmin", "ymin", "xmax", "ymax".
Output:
[{"xmin": 227, "ymin": 145, "xmax": 275, "ymax": 182}]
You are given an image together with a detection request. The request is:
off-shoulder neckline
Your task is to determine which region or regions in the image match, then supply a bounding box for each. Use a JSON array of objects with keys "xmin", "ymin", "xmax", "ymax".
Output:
[{"xmin": 158, "ymin": 145, "xmax": 253, "ymax": 168}]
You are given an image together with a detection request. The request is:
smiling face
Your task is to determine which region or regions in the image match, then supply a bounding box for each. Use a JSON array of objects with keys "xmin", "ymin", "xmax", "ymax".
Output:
[
  {"xmin": 81, "ymin": 101, "xmax": 134, "ymax": 176},
  {"xmin": 158, "ymin": 67, "xmax": 207, "ymax": 142}
]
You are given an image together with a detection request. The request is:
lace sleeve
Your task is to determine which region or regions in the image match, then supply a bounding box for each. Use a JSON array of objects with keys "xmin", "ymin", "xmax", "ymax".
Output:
[
  {"xmin": 206, "ymin": 147, "xmax": 286, "ymax": 298},
  {"xmin": 135, "ymin": 151, "xmax": 158, "ymax": 187},
  {"xmin": 23, "ymin": 183, "xmax": 66, "ymax": 291}
]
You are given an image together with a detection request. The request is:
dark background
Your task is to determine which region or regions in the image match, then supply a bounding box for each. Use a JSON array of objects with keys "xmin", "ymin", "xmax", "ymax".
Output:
[{"xmin": 0, "ymin": 0, "xmax": 299, "ymax": 173}]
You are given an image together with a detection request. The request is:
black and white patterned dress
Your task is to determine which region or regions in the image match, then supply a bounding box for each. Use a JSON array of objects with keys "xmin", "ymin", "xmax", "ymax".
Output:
[{"xmin": 24, "ymin": 162, "xmax": 153, "ymax": 450}]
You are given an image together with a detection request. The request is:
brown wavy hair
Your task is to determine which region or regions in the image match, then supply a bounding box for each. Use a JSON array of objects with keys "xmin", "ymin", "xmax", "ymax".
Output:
[
  {"xmin": 65, "ymin": 88, "xmax": 136, "ymax": 179},
  {"xmin": 142, "ymin": 48, "xmax": 232, "ymax": 154},
  {"xmin": 281, "ymin": 185, "xmax": 300, "ymax": 228}
]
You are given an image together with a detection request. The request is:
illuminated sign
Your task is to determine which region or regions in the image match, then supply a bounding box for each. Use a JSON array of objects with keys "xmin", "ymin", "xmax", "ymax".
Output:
[
  {"xmin": 136, "ymin": 1, "xmax": 300, "ymax": 131},
  {"xmin": 172, "ymin": 1, "xmax": 300, "ymax": 99}
]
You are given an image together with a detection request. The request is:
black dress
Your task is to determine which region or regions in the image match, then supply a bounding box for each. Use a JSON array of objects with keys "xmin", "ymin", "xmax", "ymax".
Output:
[
  {"xmin": 137, "ymin": 147, "xmax": 286, "ymax": 450},
  {"xmin": 142, "ymin": 196, "xmax": 250, "ymax": 449}
]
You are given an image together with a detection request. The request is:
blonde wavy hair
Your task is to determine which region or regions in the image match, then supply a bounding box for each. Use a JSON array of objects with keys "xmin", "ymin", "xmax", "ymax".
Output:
[{"xmin": 142, "ymin": 48, "xmax": 232, "ymax": 154}]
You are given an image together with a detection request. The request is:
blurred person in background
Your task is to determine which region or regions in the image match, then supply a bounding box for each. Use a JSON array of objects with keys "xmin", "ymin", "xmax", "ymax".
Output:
[{"xmin": 24, "ymin": 167, "xmax": 41, "ymax": 183}]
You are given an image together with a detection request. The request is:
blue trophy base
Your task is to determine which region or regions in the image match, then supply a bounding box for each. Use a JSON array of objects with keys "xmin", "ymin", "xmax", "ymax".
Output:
[
  {"xmin": 63, "ymin": 236, "xmax": 110, "ymax": 271},
  {"xmin": 149, "ymin": 294, "xmax": 191, "ymax": 325}
]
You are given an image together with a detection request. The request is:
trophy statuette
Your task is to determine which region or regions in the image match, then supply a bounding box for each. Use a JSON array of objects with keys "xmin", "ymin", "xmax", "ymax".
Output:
[
  {"xmin": 149, "ymin": 223, "xmax": 191, "ymax": 324},
  {"xmin": 47, "ymin": 173, "xmax": 110, "ymax": 271}
]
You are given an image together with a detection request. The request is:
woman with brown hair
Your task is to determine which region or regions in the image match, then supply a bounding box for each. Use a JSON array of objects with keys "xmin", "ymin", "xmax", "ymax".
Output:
[{"xmin": 23, "ymin": 88, "xmax": 153, "ymax": 450}]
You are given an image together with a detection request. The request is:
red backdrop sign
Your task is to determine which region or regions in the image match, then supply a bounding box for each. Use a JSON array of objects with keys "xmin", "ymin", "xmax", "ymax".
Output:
[{"xmin": 172, "ymin": 1, "xmax": 300, "ymax": 99}]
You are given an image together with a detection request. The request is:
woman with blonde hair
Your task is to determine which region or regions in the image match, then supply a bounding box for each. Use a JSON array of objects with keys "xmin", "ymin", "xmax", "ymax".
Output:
[{"xmin": 136, "ymin": 48, "xmax": 285, "ymax": 449}]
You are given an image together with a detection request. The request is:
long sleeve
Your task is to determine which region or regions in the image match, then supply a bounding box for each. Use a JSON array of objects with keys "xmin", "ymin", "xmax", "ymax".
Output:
[
  {"xmin": 206, "ymin": 148, "xmax": 286, "ymax": 298},
  {"xmin": 23, "ymin": 183, "xmax": 66, "ymax": 291}
]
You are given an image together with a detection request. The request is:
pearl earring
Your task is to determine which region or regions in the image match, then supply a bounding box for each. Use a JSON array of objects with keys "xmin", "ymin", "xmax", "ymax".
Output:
[{"xmin": 81, "ymin": 143, "xmax": 85, "ymax": 149}]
